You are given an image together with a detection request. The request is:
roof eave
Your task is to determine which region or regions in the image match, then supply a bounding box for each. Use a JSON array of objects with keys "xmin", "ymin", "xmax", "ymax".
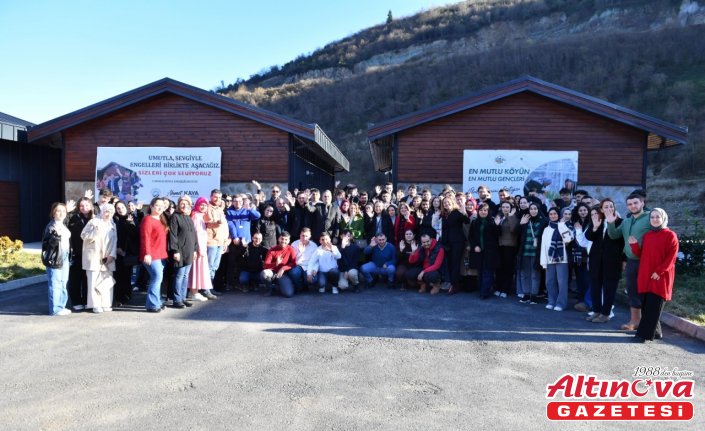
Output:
[{"xmin": 367, "ymin": 76, "xmax": 688, "ymax": 146}]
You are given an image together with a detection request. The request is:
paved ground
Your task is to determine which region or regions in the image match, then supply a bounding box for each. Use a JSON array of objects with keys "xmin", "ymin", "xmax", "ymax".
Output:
[{"xmin": 1, "ymin": 282, "xmax": 703, "ymax": 431}]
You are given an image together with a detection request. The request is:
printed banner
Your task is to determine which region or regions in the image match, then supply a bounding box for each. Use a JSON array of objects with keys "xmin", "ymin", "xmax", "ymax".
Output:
[
  {"xmin": 463, "ymin": 150, "xmax": 578, "ymax": 200},
  {"xmin": 95, "ymin": 147, "xmax": 221, "ymax": 202}
]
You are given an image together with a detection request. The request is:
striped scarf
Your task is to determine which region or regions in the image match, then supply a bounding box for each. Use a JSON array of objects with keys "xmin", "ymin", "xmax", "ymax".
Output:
[{"xmin": 547, "ymin": 221, "xmax": 564, "ymax": 263}]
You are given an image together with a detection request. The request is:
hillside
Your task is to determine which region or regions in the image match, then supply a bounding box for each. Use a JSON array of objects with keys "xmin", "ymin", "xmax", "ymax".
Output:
[{"xmin": 218, "ymin": 0, "xmax": 705, "ymax": 228}]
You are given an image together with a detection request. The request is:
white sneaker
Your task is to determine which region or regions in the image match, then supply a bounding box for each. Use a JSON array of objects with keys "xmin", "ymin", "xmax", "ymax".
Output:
[
  {"xmin": 494, "ymin": 291, "xmax": 501, "ymax": 297},
  {"xmin": 545, "ymin": 304, "xmax": 554, "ymax": 310},
  {"xmin": 93, "ymin": 307, "xmax": 104, "ymax": 313},
  {"xmin": 554, "ymin": 306, "xmax": 563, "ymax": 312},
  {"xmin": 55, "ymin": 308, "xmax": 72, "ymax": 316},
  {"xmin": 72, "ymin": 305, "xmax": 84, "ymax": 311},
  {"xmin": 332, "ymin": 287, "xmax": 339, "ymax": 295},
  {"xmin": 103, "ymin": 307, "xmax": 112, "ymax": 312},
  {"xmin": 499, "ymin": 292, "xmax": 507, "ymax": 298},
  {"xmin": 318, "ymin": 287, "xmax": 325, "ymax": 293},
  {"xmin": 191, "ymin": 293, "xmax": 208, "ymax": 302}
]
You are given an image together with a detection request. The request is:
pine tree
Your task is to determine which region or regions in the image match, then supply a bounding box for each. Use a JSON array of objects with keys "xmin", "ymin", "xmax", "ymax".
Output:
[{"xmin": 386, "ymin": 10, "xmax": 393, "ymax": 25}]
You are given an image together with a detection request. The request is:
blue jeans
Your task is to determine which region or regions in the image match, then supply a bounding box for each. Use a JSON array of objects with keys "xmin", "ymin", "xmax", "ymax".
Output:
[
  {"xmin": 624, "ymin": 259, "xmax": 641, "ymax": 308},
  {"xmin": 546, "ymin": 263, "xmax": 569, "ymax": 309},
  {"xmin": 360, "ymin": 262, "xmax": 395, "ymax": 283},
  {"xmin": 144, "ymin": 259, "xmax": 165, "ymax": 310},
  {"xmin": 288, "ymin": 265, "xmax": 317, "ymax": 292},
  {"xmin": 172, "ymin": 264, "xmax": 192, "ymax": 304},
  {"xmin": 275, "ymin": 274, "xmax": 295, "ymax": 298},
  {"xmin": 479, "ymin": 268, "xmax": 494, "ymax": 297},
  {"xmin": 206, "ymin": 246, "xmax": 223, "ymax": 281},
  {"xmin": 518, "ymin": 256, "xmax": 540, "ymax": 296},
  {"xmin": 46, "ymin": 254, "xmax": 69, "ymax": 315},
  {"xmin": 317, "ymin": 268, "xmax": 340, "ymax": 289},
  {"xmin": 239, "ymin": 270, "xmax": 263, "ymax": 286}
]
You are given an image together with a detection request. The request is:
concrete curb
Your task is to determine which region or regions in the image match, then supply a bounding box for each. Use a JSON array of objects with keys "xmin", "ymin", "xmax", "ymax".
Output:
[
  {"xmin": 660, "ymin": 312, "xmax": 705, "ymax": 342},
  {"xmin": 0, "ymin": 275, "xmax": 45, "ymax": 293},
  {"xmin": 615, "ymin": 291, "xmax": 704, "ymax": 343}
]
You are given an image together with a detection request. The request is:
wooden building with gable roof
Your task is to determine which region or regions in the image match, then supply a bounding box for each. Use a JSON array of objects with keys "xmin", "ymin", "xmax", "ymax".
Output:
[
  {"xmin": 367, "ymin": 76, "xmax": 687, "ymax": 200},
  {"xmin": 28, "ymin": 78, "xmax": 349, "ymax": 202}
]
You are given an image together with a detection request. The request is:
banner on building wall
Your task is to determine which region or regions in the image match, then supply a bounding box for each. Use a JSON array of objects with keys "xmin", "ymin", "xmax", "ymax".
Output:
[
  {"xmin": 463, "ymin": 150, "xmax": 578, "ymax": 200},
  {"xmin": 95, "ymin": 147, "xmax": 221, "ymax": 202}
]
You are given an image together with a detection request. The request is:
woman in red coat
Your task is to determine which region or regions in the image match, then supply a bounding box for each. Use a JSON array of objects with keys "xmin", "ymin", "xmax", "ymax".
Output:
[{"xmin": 628, "ymin": 208, "xmax": 678, "ymax": 343}]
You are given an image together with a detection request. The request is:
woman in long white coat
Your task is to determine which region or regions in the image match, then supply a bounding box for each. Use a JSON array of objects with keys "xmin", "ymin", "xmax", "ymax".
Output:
[{"xmin": 81, "ymin": 203, "xmax": 117, "ymax": 313}]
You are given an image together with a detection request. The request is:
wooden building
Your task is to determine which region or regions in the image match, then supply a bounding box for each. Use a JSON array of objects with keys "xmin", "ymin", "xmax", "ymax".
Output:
[
  {"xmin": 0, "ymin": 112, "xmax": 61, "ymax": 242},
  {"xmin": 28, "ymin": 78, "xmax": 349, "ymax": 201},
  {"xmin": 368, "ymin": 76, "xmax": 687, "ymax": 199}
]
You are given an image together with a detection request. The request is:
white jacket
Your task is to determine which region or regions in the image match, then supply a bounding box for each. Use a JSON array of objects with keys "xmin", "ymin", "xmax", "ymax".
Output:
[{"xmin": 307, "ymin": 246, "xmax": 341, "ymax": 274}]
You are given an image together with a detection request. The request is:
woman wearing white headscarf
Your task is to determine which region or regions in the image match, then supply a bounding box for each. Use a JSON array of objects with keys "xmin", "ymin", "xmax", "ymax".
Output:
[
  {"xmin": 628, "ymin": 208, "xmax": 678, "ymax": 343},
  {"xmin": 81, "ymin": 203, "xmax": 118, "ymax": 313}
]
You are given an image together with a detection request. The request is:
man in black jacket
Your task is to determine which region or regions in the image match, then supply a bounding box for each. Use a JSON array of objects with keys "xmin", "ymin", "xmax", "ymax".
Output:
[
  {"xmin": 288, "ymin": 191, "xmax": 315, "ymax": 239},
  {"xmin": 311, "ymin": 190, "xmax": 341, "ymax": 244}
]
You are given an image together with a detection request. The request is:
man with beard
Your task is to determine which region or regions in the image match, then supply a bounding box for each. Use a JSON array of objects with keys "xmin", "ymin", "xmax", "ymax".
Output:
[{"xmin": 607, "ymin": 193, "xmax": 653, "ymax": 331}]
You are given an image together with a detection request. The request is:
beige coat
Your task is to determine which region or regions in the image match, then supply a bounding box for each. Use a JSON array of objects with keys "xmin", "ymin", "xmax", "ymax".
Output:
[
  {"xmin": 206, "ymin": 203, "xmax": 229, "ymax": 247},
  {"xmin": 81, "ymin": 219, "xmax": 117, "ymax": 272}
]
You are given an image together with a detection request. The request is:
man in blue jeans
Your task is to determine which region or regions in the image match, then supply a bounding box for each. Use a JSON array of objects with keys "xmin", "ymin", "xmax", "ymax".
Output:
[
  {"xmin": 361, "ymin": 233, "xmax": 396, "ymax": 289},
  {"xmin": 288, "ymin": 228, "xmax": 319, "ymax": 292}
]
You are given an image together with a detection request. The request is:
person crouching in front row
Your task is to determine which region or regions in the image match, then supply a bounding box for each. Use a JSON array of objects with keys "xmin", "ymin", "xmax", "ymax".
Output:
[{"xmin": 406, "ymin": 233, "xmax": 445, "ymax": 294}]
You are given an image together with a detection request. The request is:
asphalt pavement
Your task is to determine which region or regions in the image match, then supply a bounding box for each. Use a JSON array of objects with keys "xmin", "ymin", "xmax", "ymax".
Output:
[{"xmin": 0, "ymin": 282, "xmax": 703, "ymax": 430}]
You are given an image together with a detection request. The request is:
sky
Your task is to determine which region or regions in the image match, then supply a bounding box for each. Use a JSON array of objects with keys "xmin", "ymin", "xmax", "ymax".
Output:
[{"xmin": 0, "ymin": 0, "xmax": 454, "ymax": 125}]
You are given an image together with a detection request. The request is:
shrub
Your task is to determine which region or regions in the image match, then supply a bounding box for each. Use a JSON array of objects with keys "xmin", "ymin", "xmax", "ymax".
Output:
[
  {"xmin": 676, "ymin": 219, "xmax": 705, "ymax": 276},
  {"xmin": 0, "ymin": 236, "xmax": 23, "ymax": 262}
]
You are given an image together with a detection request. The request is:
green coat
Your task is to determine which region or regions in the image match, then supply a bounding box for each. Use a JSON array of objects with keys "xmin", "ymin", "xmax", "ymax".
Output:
[{"xmin": 607, "ymin": 211, "xmax": 652, "ymax": 260}]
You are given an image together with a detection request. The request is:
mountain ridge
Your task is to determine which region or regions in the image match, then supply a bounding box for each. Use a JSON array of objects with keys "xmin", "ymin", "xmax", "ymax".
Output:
[{"xmin": 217, "ymin": 0, "xmax": 705, "ymax": 228}]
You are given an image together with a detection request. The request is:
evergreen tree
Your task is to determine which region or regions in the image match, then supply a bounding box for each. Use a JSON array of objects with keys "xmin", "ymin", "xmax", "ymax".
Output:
[{"xmin": 386, "ymin": 10, "xmax": 393, "ymax": 24}]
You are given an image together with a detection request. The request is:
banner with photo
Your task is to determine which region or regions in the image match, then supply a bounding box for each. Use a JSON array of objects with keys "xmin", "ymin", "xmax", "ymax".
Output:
[
  {"xmin": 463, "ymin": 150, "xmax": 578, "ymax": 201},
  {"xmin": 95, "ymin": 147, "xmax": 221, "ymax": 203}
]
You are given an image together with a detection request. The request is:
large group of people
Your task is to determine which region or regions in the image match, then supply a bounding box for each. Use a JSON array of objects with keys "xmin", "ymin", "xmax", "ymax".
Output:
[{"xmin": 42, "ymin": 180, "xmax": 679, "ymax": 343}]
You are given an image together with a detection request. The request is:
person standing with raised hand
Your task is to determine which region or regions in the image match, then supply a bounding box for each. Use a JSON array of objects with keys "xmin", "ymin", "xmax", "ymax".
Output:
[{"xmin": 583, "ymin": 199, "xmax": 624, "ymax": 323}]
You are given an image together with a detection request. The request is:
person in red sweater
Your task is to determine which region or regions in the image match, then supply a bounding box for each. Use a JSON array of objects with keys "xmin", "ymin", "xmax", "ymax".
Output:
[
  {"xmin": 405, "ymin": 233, "xmax": 446, "ymax": 294},
  {"xmin": 628, "ymin": 208, "xmax": 678, "ymax": 343},
  {"xmin": 140, "ymin": 197, "xmax": 169, "ymax": 312},
  {"xmin": 262, "ymin": 231, "xmax": 297, "ymax": 298}
]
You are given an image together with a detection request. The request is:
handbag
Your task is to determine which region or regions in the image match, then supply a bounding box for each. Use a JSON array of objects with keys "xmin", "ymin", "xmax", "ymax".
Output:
[{"xmin": 93, "ymin": 272, "xmax": 115, "ymax": 294}]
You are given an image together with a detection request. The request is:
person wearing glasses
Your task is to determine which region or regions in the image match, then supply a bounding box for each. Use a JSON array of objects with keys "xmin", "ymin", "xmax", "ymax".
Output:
[{"xmin": 252, "ymin": 180, "xmax": 282, "ymax": 210}]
